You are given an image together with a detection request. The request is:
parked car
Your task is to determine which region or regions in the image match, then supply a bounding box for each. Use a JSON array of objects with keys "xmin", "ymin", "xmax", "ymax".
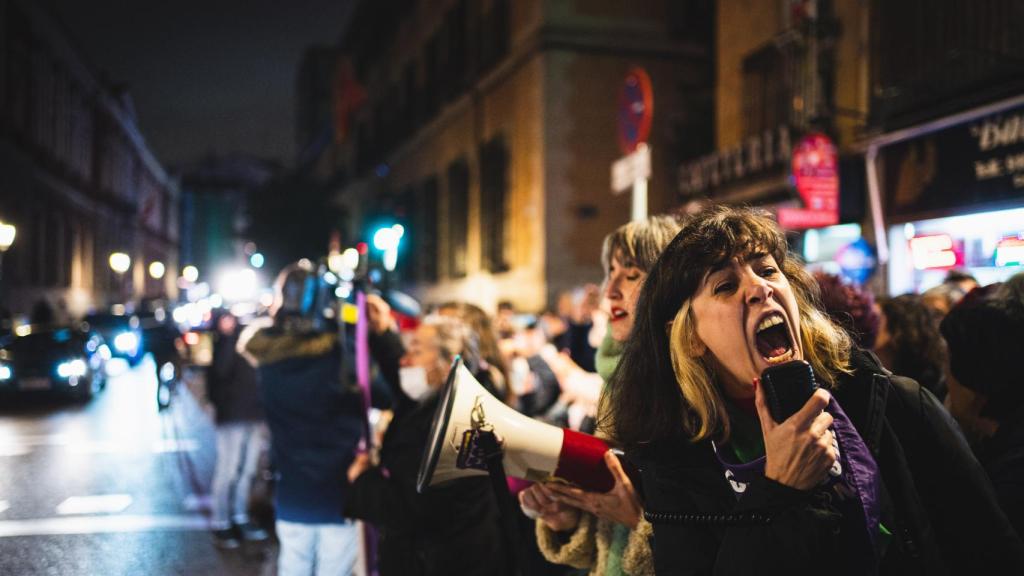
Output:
[
  {"xmin": 0, "ymin": 326, "xmax": 108, "ymax": 401},
  {"xmin": 83, "ymin": 312, "xmax": 145, "ymax": 367}
]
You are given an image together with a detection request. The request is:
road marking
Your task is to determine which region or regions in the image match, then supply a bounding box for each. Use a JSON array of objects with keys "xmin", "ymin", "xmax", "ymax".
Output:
[
  {"xmin": 56, "ymin": 495, "xmax": 133, "ymax": 516},
  {"xmin": 0, "ymin": 514, "xmax": 208, "ymax": 538},
  {"xmin": 0, "ymin": 438, "xmax": 201, "ymax": 456},
  {"xmin": 0, "ymin": 501, "xmax": 8, "ymax": 514}
]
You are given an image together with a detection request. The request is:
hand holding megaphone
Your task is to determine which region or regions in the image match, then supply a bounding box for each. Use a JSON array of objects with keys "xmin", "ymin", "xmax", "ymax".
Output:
[
  {"xmin": 418, "ymin": 358, "xmax": 617, "ymax": 494},
  {"xmin": 543, "ymin": 451, "xmax": 642, "ymax": 528}
]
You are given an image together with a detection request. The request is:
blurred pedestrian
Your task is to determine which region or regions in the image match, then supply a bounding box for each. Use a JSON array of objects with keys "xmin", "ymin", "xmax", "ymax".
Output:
[
  {"xmin": 345, "ymin": 314, "xmax": 507, "ymax": 576},
  {"xmin": 437, "ymin": 301, "xmax": 510, "ymax": 403},
  {"xmin": 941, "ymin": 274, "xmax": 1024, "ymax": 536},
  {"xmin": 874, "ymin": 294, "xmax": 948, "ymax": 402},
  {"xmin": 208, "ymin": 310, "xmax": 267, "ymax": 548},
  {"xmin": 521, "ymin": 214, "xmax": 682, "ymax": 576},
  {"xmin": 239, "ymin": 261, "xmax": 364, "ymax": 576},
  {"xmin": 813, "ymin": 271, "xmax": 880, "ymax": 348}
]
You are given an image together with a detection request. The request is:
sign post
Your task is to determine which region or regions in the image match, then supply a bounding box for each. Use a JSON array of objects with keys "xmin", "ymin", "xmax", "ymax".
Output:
[{"xmin": 613, "ymin": 67, "xmax": 654, "ymax": 221}]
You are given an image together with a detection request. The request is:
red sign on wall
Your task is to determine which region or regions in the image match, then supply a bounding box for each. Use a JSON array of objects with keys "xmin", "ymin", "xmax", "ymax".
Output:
[
  {"xmin": 778, "ymin": 133, "xmax": 839, "ymax": 230},
  {"xmin": 617, "ymin": 67, "xmax": 654, "ymax": 155}
]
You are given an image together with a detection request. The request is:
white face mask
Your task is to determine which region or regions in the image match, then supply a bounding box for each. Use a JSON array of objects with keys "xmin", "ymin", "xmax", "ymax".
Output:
[{"xmin": 399, "ymin": 366, "xmax": 432, "ymax": 401}]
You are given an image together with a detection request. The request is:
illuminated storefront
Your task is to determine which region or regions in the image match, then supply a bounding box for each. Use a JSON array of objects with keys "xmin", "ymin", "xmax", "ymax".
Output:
[{"xmin": 865, "ymin": 95, "xmax": 1024, "ymax": 295}]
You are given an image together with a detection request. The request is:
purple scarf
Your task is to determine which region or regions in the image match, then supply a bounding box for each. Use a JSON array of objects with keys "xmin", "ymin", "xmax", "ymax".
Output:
[{"xmin": 713, "ymin": 398, "xmax": 882, "ymax": 555}]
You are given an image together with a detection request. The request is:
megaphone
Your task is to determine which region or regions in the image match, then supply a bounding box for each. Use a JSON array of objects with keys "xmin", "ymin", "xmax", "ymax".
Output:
[{"xmin": 417, "ymin": 357, "xmax": 615, "ymax": 494}]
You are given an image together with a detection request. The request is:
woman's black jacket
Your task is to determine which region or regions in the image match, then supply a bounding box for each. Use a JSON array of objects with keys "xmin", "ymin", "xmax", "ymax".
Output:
[{"xmin": 636, "ymin": 349, "xmax": 1024, "ymax": 575}]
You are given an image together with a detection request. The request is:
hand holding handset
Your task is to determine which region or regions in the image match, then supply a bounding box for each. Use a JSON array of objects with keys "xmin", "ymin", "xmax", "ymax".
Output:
[
  {"xmin": 756, "ymin": 360, "xmax": 836, "ymax": 491},
  {"xmin": 759, "ymin": 360, "xmax": 819, "ymax": 423}
]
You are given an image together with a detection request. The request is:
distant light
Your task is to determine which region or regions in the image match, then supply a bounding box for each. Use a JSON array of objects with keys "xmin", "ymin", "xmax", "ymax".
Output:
[
  {"xmin": 209, "ymin": 294, "xmax": 224, "ymax": 308},
  {"xmin": 216, "ymin": 268, "xmax": 258, "ymax": 302},
  {"xmin": 109, "ymin": 252, "xmax": 131, "ymax": 274},
  {"xmin": 250, "ymin": 252, "xmax": 265, "ymax": 268},
  {"xmin": 322, "ymin": 271, "xmax": 338, "ymax": 285},
  {"xmin": 111, "ymin": 304, "xmax": 126, "ymax": 316},
  {"xmin": 113, "ymin": 332, "xmax": 139, "ymax": 353},
  {"xmin": 182, "ymin": 266, "xmax": 199, "ymax": 283},
  {"xmin": 15, "ymin": 325, "xmax": 31, "ymax": 337},
  {"xmin": 243, "ymin": 242, "xmax": 257, "ymax": 255},
  {"xmin": 298, "ymin": 258, "xmax": 312, "ymax": 268},
  {"xmin": 328, "ymin": 253, "xmax": 345, "ymax": 272},
  {"xmin": 57, "ymin": 358, "xmax": 88, "ymax": 379},
  {"xmin": 356, "ymin": 242, "xmax": 368, "ymax": 255},
  {"xmin": 0, "ymin": 364, "xmax": 11, "ymax": 380},
  {"xmin": 335, "ymin": 286, "xmax": 351, "ymax": 299},
  {"xmin": 172, "ymin": 305, "xmax": 188, "ymax": 324},
  {"xmin": 184, "ymin": 332, "xmax": 200, "ymax": 346},
  {"xmin": 0, "ymin": 222, "xmax": 16, "ymax": 251},
  {"xmin": 341, "ymin": 248, "xmax": 360, "ymax": 270},
  {"xmin": 148, "ymin": 261, "xmax": 166, "ymax": 279}
]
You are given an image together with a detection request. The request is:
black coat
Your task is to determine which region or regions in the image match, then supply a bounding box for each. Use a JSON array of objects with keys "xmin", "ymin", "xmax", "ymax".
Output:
[
  {"xmin": 208, "ymin": 332, "xmax": 263, "ymax": 424},
  {"xmin": 978, "ymin": 402, "xmax": 1024, "ymax": 539},
  {"xmin": 637, "ymin": 350, "xmax": 1024, "ymax": 575},
  {"xmin": 344, "ymin": 388, "xmax": 507, "ymax": 576}
]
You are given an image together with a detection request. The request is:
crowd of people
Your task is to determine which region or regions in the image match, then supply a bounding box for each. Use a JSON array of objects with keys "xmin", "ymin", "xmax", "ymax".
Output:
[{"xmin": 201, "ymin": 204, "xmax": 1023, "ymax": 575}]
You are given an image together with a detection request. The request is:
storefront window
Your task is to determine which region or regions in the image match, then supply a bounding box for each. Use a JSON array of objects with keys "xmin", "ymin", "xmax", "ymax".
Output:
[{"xmin": 887, "ymin": 206, "xmax": 1024, "ymax": 295}]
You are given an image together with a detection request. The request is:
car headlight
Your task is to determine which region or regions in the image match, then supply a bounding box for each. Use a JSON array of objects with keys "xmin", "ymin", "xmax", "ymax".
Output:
[
  {"xmin": 113, "ymin": 332, "xmax": 138, "ymax": 353},
  {"xmin": 0, "ymin": 363, "xmax": 11, "ymax": 381},
  {"xmin": 57, "ymin": 358, "xmax": 88, "ymax": 379}
]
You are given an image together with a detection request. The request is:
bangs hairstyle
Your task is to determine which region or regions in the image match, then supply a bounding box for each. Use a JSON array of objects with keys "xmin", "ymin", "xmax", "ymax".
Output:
[
  {"xmin": 603, "ymin": 205, "xmax": 852, "ymax": 448},
  {"xmin": 601, "ymin": 215, "xmax": 683, "ymax": 275}
]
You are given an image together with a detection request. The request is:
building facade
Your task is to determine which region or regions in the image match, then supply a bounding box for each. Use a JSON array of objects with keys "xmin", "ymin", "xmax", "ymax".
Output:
[
  {"xmin": 0, "ymin": 0, "xmax": 179, "ymax": 320},
  {"xmin": 302, "ymin": 0, "xmax": 713, "ymax": 312}
]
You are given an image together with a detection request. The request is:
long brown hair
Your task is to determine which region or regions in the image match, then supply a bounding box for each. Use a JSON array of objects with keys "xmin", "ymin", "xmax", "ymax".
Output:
[{"xmin": 604, "ymin": 205, "xmax": 853, "ymax": 448}]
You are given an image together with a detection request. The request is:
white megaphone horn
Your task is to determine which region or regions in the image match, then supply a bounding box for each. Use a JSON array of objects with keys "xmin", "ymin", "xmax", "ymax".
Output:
[{"xmin": 417, "ymin": 356, "xmax": 615, "ymax": 494}]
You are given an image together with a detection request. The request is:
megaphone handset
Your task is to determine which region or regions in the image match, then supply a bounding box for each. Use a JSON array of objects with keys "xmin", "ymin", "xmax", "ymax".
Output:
[{"xmin": 418, "ymin": 356, "xmax": 617, "ymax": 494}]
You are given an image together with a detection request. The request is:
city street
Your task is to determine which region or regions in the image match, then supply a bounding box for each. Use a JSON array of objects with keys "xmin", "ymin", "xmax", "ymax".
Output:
[{"xmin": 0, "ymin": 358, "xmax": 275, "ymax": 575}]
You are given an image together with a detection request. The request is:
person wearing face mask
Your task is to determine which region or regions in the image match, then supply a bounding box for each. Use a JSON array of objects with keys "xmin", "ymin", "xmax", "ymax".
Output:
[
  {"xmin": 605, "ymin": 205, "xmax": 1023, "ymax": 574},
  {"xmin": 344, "ymin": 315, "xmax": 507, "ymax": 576},
  {"xmin": 520, "ymin": 215, "xmax": 682, "ymax": 576}
]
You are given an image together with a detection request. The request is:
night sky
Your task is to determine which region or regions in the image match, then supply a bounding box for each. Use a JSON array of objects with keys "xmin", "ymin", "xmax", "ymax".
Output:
[{"xmin": 50, "ymin": 0, "xmax": 352, "ymax": 168}]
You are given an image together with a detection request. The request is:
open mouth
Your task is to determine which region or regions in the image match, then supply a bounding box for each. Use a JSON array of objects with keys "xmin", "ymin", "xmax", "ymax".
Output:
[
  {"xmin": 754, "ymin": 312, "xmax": 794, "ymax": 365},
  {"xmin": 609, "ymin": 307, "xmax": 628, "ymax": 322}
]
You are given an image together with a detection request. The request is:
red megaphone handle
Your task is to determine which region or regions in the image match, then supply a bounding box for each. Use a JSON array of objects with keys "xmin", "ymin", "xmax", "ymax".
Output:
[{"xmin": 554, "ymin": 429, "xmax": 615, "ymax": 493}]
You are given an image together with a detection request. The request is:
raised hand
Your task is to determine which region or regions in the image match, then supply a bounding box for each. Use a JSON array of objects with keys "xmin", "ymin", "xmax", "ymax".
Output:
[{"xmin": 754, "ymin": 378, "xmax": 836, "ymax": 491}]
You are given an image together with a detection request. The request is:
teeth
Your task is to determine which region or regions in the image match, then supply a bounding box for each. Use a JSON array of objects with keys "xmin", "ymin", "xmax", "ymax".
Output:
[
  {"xmin": 765, "ymin": 348, "xmax": 794, "ymax": 365},
  {"xmin": 756, "ymin": 314, "xmax": 784, "ymax": 333},
  {"xmin": 612, "ymin": 309, "xmax": 627, "ymax": 318}
]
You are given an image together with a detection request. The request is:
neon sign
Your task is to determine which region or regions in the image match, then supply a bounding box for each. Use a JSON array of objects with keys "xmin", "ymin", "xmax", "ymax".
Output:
[{"xmin": 909, "ymin": 234, "xmax": 961, "ymax": 270}]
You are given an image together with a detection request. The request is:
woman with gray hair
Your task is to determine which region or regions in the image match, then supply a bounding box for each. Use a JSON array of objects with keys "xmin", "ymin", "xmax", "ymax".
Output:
[{"xmin": 344, "ymin": 314, "xmax": 507, "ymax": 576}]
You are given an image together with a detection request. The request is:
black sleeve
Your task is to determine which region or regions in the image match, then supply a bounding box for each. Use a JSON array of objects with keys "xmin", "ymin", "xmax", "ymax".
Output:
[
  {"xmin": 893, "ymin": 378, "xmax": 1024, "ymax": 572},
  {"xmin": 368, "ymin": 330, "xmax": 404, "ymax": 396}
]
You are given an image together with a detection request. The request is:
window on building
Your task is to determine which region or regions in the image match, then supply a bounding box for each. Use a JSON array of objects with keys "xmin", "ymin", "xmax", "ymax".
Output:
[
  {"xmin": 5, "ymin": 4, "xmax": 32, "ymax": 137},
  {"xmin": 742, "ymin": 43, "xmax": 800, "ymax": 137},
  {"xmin": 479, "ymin": 136, "xmax": 509, "ymax": 273},
  {"xmin": 419, "ymin": 176, "xmax": 439, "ymax": 283},
  {"xmin": 447, "ymin": 160, "xmax": 469, "ymax": 279},
  {"xmin": 480, "ymin": 0, "xmax": 510, "ymax": 71}
]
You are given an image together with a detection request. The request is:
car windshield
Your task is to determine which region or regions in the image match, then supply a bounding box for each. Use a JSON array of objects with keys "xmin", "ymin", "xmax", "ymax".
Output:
[
  {"xmin": 3, "ymin": 329, "xmax": 82, "ymax": 361},
  {"xmin": 84, "ymin": 315, "xmax": 132, "ymax": 330}
]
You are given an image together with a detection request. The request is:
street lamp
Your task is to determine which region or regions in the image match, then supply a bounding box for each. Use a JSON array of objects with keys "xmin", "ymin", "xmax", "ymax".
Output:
[
  {"xmin": 148, "ymin": 261, "xmax": 166, "ymax": 279},
  {"xmin": 109, "ymin": 252, "xmax": 131, "ymax": 304},
  {"xmin": 0, "ymin": 221, "xmax": 16, "ymax": 295},
  {"xmin": 373, "ymin": 224, "xmax": 405, "ymax": 272},
  {"xmin": 182, "ymin": 265, "xmax": 199, "ymax": 283}
]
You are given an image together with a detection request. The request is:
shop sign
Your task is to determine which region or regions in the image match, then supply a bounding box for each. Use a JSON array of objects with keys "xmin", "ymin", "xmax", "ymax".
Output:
[
  {"xmin": 909, "ymin": 234, "xmax": 963, "ymax": 270},
  {"xmin": 835, "ymin": 237, "xmax": 876, "ymax": 285},
  {"xmin": 677, "ymin": 125, "xmax": 792, "ymax": 196},
  {"xmin": 778, "ymin": 133, "xmax": 839, "ymax": 230},
  {"xmin": 882, "ymin": 103, "xmax": 1024, "ymax": 219}
]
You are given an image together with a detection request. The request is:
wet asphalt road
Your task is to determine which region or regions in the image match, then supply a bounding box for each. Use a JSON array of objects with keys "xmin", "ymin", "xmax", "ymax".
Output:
[{"xmin": 0, "ymin": 356, "xmax": 277, "ymax": 575}]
